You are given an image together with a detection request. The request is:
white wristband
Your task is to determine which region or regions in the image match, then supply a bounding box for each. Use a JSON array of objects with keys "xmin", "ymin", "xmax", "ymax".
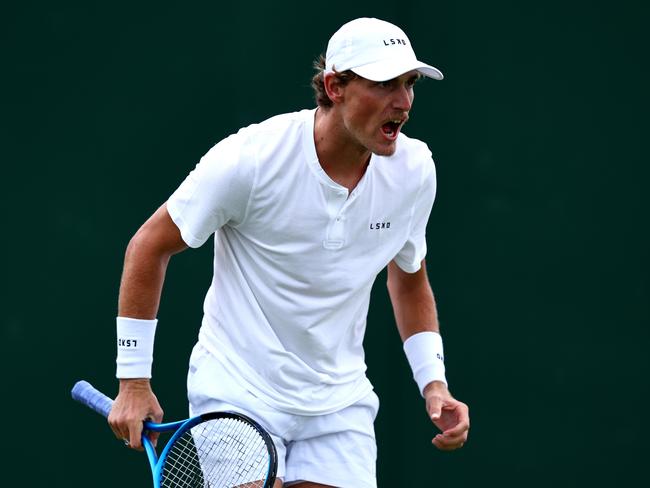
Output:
[
  {"xmin": 403, "ymin": 331, "xmax": 447, "ymax": 396},
  {"xmin": 115, "ymin": 316, "xmax": 157, "ymax": 379}
]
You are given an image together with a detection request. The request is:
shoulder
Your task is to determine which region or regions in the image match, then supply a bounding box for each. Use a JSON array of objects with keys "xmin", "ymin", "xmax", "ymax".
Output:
[
  {"xmin": 377, "ymin": 132, "xmax": 436, "ymax": 187},
  {"xmin": 227, "ymin": 109, "xmax": 314, "ymax": 177},
  {"xmin": 201, "ymin": 109, "xmax": 312, "ymax": 167},
  {"xmin": 394, "ymin": 132, "xmax": 434, "ymax": 170},
  {"xmin": 235, "ymin": 109, "xmax": 313, "ymax": 148},
  {"xmin": 392, "ymin": 134, "xmax": 438, "ymax": 210}
]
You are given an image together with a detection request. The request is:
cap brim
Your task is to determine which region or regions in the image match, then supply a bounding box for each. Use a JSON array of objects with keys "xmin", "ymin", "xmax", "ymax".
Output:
[{"xmin": 351, "ymin": 58, "xmax": 443, "ymax": 82}]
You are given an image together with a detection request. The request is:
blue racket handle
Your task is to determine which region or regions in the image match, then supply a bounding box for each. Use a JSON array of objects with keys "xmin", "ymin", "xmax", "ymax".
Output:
[{"xmin": 71, "ymin": 380, "xmax": 114, "ymax": 418}]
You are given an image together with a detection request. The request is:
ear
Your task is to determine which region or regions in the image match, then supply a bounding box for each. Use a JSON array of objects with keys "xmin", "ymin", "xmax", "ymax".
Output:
[{"xmin": 323, "ymin": 72, "xmax": 346, "ymax": 104}]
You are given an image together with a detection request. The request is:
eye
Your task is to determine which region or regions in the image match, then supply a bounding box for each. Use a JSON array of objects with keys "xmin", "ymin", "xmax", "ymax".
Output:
[{"xmin": 406, "ymin": 76, "xmax": 420, "ymax": 87}]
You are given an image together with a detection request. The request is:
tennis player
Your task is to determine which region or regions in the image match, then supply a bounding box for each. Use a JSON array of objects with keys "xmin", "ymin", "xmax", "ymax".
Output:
[{"xmin": 108, "ymin": 17, "xmax": 469, "ymax": 488}]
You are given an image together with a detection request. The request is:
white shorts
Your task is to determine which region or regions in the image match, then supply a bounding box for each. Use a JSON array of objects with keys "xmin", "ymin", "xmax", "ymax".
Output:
[{"xmin": 187, "ymin": 343, "xmax": 379, "ymax": 488}]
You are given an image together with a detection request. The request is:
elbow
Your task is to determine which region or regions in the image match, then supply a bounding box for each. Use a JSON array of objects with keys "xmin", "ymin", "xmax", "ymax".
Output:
[
  {"xmin": 124, "ymin": 225, "xmax": 171, "ymax": 267},
  {"xmin": 124, "ymin": 228, "xmax": 150, "ymax": 263}
]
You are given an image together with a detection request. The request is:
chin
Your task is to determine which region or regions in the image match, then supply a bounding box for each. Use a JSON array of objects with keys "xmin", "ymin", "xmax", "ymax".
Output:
[{"xmin": 371, "ymin": 142, "xmax": 398, "ymax": 157}]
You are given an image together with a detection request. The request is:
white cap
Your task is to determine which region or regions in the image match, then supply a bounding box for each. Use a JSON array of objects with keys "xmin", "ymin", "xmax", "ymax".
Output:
[{"xmin": 325, "ymin": 18, "xmax": 443, "ymax": 82}]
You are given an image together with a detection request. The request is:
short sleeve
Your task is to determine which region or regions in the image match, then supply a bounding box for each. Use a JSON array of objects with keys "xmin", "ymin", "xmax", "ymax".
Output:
[
  {"xmin": 167, "ymin": 133, "xmax": 256, "ymax": 248},
  {"xmin": 392, "ymin": 153, "xmax": 437, "ymax": 273}
]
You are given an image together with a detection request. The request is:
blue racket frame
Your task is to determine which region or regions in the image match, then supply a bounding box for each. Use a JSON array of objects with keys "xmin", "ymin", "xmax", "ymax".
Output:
[
  {"xmin": 142, "ymin": 417, "xmax": 195, "ymax": 483},
  {"xmin": 71, "ymin": 380, "xmax": 277, "ymax": 488}
]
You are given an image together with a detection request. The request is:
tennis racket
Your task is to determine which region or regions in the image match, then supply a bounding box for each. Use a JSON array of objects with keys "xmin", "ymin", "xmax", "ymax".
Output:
[{"xmin": 71, "ymin": 380, "xmax": 277, "ymax": 488}]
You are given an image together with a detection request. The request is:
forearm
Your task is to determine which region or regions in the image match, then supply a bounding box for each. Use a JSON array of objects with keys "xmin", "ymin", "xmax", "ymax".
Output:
[
  {"xmin": 113, "ymin": 235, "xmax": 167, "ymax": 442},
  {"xmin": 387, "ymin": 260, "xmax": 439, "ymax": 341},
  {"xmin": 114, "ymin": 205, "xmax": 187, "ymax": 383},
  {"xmin": 388, "ymin": 259, "xmax": 447, "ymax": 394}
]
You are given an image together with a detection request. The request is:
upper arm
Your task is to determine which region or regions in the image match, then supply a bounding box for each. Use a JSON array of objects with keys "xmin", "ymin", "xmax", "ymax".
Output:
[
  {"xmin": 128, "ymin": 203, "xmax": 188, "ymax": 259},
  {"xmin": 387, "ymin": 259, "xmax": 430, "ymax": 296},
  {"xmin": 118, "ymin": 203, "xmax": 188, "ymax": 318}
]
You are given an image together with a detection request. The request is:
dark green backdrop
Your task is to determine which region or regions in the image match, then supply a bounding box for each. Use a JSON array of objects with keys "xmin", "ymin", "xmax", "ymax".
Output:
[{"xmin": 3, "ymin": 0, "xmax": 649, "ymax": 486}]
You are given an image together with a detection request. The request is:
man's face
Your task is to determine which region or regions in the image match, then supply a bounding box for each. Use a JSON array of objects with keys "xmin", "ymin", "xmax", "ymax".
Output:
[{"xmin": 338, "ymin": 70, "xmax": 420, "ymax": 156}]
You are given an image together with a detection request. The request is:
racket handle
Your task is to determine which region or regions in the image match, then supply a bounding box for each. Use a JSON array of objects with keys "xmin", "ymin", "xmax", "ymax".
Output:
[{"xmin": 71, "ymin": 380, "xmax": 114, "ymax": 418}]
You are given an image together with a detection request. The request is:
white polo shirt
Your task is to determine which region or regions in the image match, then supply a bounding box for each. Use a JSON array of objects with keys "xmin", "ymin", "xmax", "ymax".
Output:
[{"xmin": 167, "ymin": 108, "xmax": 436, "ymax": 415}]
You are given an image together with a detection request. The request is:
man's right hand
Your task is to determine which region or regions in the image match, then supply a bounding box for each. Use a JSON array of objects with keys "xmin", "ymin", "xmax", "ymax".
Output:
[{"xmin": 108, "ymin": 379, "xmax": 164, "ymax": 450}]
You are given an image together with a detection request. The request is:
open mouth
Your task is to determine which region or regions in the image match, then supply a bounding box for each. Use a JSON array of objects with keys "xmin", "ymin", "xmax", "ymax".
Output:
[{"xmin": 381, "ymin": 119, "xmax": 403, "ymax": 140}]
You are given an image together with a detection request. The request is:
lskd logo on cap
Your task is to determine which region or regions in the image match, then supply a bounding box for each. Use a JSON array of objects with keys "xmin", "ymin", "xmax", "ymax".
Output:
[{"xmin": 382, "ymin": 38, "xmax": 408, "ymax": 46}]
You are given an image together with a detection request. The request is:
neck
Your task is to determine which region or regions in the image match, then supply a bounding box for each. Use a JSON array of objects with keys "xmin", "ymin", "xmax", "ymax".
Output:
[{"xmin": 313, "ymin": 107, "xmax": 371, "ymax": 192}]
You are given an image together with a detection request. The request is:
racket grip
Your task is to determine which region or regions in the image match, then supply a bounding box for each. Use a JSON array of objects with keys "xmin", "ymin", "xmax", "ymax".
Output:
[{"xmin": 71, "ymin": 380, "xmax": 114, "ymax": 418}]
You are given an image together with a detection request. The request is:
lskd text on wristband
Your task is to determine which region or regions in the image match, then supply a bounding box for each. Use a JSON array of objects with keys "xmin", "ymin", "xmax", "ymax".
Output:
[
  {"xmin": 403, "ymin": 331, "xmax": 447, "ymax": 396},
  {"xmin": 115, "ymin": 316, "xmax": 157, "ymax": 379}
]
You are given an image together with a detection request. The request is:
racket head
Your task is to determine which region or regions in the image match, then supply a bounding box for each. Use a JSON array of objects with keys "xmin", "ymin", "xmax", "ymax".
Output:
[{"xmin": 155, "ymin": 411, "xmax": 277, "ymax": 488}]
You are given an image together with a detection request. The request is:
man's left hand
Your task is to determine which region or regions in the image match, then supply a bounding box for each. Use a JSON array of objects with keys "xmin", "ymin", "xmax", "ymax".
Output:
[{"xmin": 424, "ymin": 381, "xmax": 470, "ymax": 451}]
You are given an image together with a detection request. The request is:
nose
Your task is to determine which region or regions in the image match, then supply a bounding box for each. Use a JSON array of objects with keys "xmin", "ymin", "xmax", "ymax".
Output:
[{"xmin": 393, "ymin": 84, "xmax": 413, "ymax": 111}]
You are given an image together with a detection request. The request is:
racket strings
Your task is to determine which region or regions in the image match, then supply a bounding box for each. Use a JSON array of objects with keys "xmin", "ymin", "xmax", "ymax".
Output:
[
  {"xmin": 161, "ymin": 433, "xmax": 205, "ymax": 487},
  {"xmin": 162, "ymin": 417, "xmax": 270, "ymax": 488},
  {"xmin": 199, "ymin": 420, "xmax": 266, "ymax": 487}
]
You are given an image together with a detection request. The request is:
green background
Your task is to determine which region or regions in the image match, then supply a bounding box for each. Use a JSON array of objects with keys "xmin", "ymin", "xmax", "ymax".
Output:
[{"xmin": 3, "ymin": 0, "xmax": 649, "ymax": 486}]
